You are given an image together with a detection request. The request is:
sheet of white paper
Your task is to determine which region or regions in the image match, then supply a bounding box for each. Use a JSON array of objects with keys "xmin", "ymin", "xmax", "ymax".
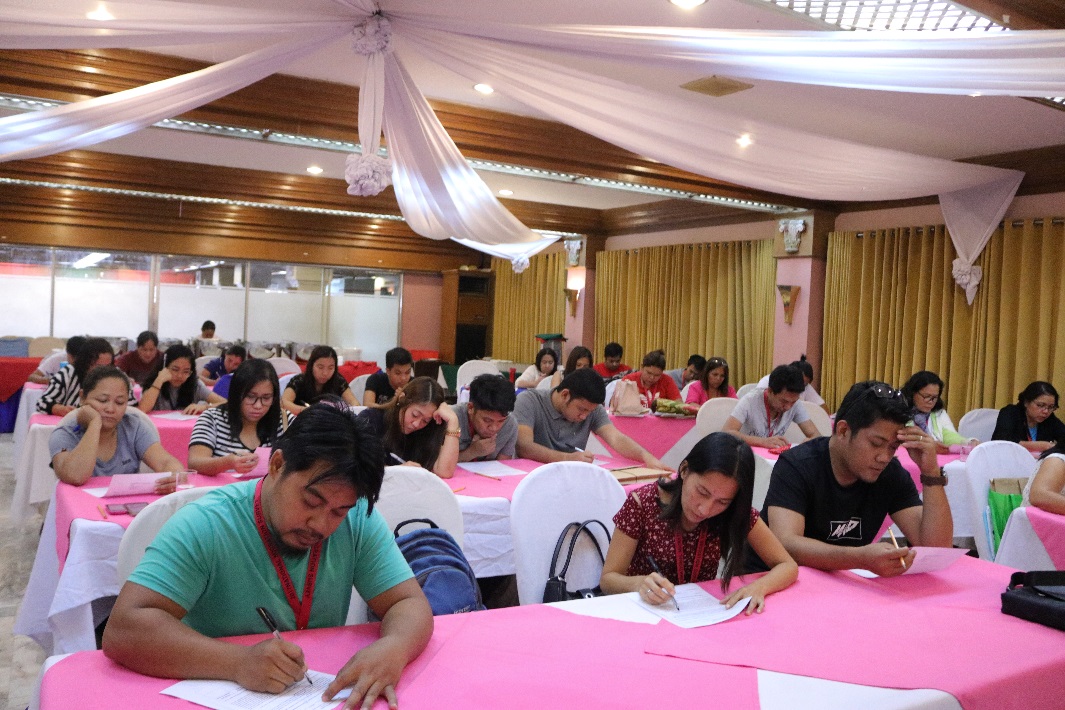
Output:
[
  {"xmin": 102, "ymin": 472, "xmax": 171, "ymax": 497},
  {"xmin": 633, "ymin": 584, "xmax": 751, "ymax": 628},
  {"xmin": 161, "ymin": 670, "xmax": 349, "ymax": 710},
  {"xmin": 456, "ymin": 460, "xmax": 525, "ymax": 476},
  {"xmin": 548, "ymin": 592, "xmax": 662, "ymax": 624},
  {"xmin": 847, "ymin": 546, "xmax": 971, "ymax": 578},
  {"xmin": 82, "ymin": 487, "xmax": 108, "ymax": 498},
  {"xmin": 153, "ymin": 412, "xmax": 199, "ymax": 421}
]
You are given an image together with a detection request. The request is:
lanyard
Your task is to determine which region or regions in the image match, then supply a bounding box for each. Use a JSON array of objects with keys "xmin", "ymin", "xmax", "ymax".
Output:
[
  {"xmin": 252, "ymin": 478, "xmax": 322, "ymax": 630},
  {"xmin": 674, "ymin": 527, "xmax": 708, "ymax": 584},
  {"xmin": 1027, "ymin": 425, "xmax": 1038, "ymax": 442},
  {"xmin": 763, "ymin": 390, "xmax": 777, "ymax": 435}
]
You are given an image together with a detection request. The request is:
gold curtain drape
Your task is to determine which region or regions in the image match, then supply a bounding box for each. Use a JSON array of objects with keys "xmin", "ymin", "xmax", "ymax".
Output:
[
  {"xmin": 490, "ymin": 252, "xmax": 566, "ymax": 361},
  {"xmin": 594, "ymin": 240, "xmax": 776, "ymax": 386},
  {"xmin": 822, "ymin": 218, "xmax": 1065, "ymax": 421}
]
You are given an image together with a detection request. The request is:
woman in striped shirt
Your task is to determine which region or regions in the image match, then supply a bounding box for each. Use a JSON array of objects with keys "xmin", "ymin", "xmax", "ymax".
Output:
[
  {"xmin": 37, "ymin": 337, "xmax": 115, "ymax": 416},
  {"xmin": 187, "ymin": 359, "xmax": 291, "ymax": 475}
]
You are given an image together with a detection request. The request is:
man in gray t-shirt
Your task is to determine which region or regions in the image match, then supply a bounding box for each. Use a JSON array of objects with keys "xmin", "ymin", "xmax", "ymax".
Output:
[
  {"xmin": 724, "ymin": 365, "xmax": 819, "ymax": 449},
  {"xmin": 451, "ymin": 373, "xmax": 518, "ymax": 461},
  {"xmin": 514, "ymin": 368, "xmax": 670, "ymax": 470}
]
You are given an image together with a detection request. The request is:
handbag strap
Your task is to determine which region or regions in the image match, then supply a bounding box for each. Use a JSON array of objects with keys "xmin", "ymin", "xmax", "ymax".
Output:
[
  {"xmin": 557, "ymin": 519, "xmax": 611, "ymax": 579},
  {"xmin": 548, "ymin": 522, "xmax": 583, "ymax": 578}
]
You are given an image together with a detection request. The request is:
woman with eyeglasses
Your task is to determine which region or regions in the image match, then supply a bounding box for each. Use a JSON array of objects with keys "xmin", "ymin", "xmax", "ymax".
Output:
[
  {"xmin": 187, "ymin": 359, "xmax": 292, "ymax": 475},
  {"xmin": 137, "ymin": 344, "xmax": 226, "ymax": 415},
  {"xmin": 685, "ymin": 356, "xmax": 736, "ymax": 406},
  {"xmin": 900, "ymin": 371, "xmax": 976, "ymax": 454},
  {"xmin": 992, "ymin": 381, "xmax": 1065, "ymax": 453}
]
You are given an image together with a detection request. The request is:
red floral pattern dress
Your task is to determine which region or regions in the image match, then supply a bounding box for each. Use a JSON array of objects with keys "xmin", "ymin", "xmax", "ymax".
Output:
[{"xmin": 613, "ymin": 483, "xmax": 758, "ymax": 583}]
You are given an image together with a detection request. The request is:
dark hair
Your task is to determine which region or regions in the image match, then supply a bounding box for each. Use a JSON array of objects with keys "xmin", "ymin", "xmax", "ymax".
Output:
[
  {"xmin": 469, "ymin": 373, "xmax": 516, "ymax": 414},
  {"xmin": 383, "ymin": 376, "xmax": 447, "ymax": 469},
  {"xmin": 291, "ymin": 346, "xmax": 346, "ymax": 404},
  {"xmin": 135, "ymin": 330, "xmax": 158, "ymax": 348},
  {"xmin": 604, "ymin": 342, "xmax": 623, "ymax": 359},
  {"xmin": 226, "ymin": 359, "xmax": 283, "ymax": 444},
  {"xmin": 65, "ymin": 335, "xmax": 87, "ymax": 357},
  {"xmin": 556, "ymin": 367, "xmax": 606, "ymax": 404},
  {"xmin": 73, "ymin": 337, "xmax": 115, "ymax": 381},
  {"xmin": 641, "ymin": 349, "xmax": 667, "ymax": 370},
  {"xmin": 657, "ymin": 432, "xmax": 754, "ymax": 591},
  {"xmin": 834, "ymin": 380, "xmax": 910, "ymax": 435},
  {"xmin": 273, "ymin": 400, "xmax": 385, "ymax": 513},
  {"xmin": 565, "ymin": 346, "xmax": 593, "ymax": 374},
  {"xmin": 687, "ymin": 354, "xmax": 707, "ymax": 371},
  {"xmin": 80, "ymin": 364, "xmax": 130, "ymax": 397},
  {"xmin": 225, "ymin": 344, "xmax": 247, "ymax": 361},
  {"xmin": 201, "ymin": 320, "xmax": 215, "ymax": 331},
  {"xmin": 700, "ymin": 356, "xmax": 731, "ymax": 398},
  {"xmin": 385, "ymin": 347, "xmax": 413, "ymax": 369},
  {"xmin": 1019, "ymin": 381, "xmax": 1059, "ymax": 407},
  {"xmin": 767, "ymin": 364, "xmax": 805, "ymax": 394},
  {"xmin": 534, "ymin": 347, "xmax": 558, "ymax": 375},
  {"xmin": 149, "ymin": 344, "xmax": 198, "ymax": 409},
  {"xmin": 901, "ymin": 370, "xmax": 946, "ymax": 413},
  {"xmin": 789, "ymin": 354, "xmax": 814, "ymax": 382}
]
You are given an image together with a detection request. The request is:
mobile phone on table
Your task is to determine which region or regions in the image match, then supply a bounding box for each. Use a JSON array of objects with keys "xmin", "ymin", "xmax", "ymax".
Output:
[
  {"xmin": 105, "ymin": 503, "xmax": 128, "ymax": 515},
  {"xmin": 125, "ymin": 501, "xmax": 149, "ymax": 516}
]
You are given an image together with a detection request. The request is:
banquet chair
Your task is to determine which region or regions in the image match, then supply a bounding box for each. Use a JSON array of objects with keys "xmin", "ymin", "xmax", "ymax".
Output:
[
  {"xmin": 695, "ymin": 397, "xmax": 738, "ymax": 437},
  {"xmin": 604, "ymin": 379, "xmax": 619, "ymax": 405},
  {"xmin": 963, "ymin": 441, "xmax": 1038, "ymax": 560},
  {"xmin": 247, "ymin": 341, "xmax": 281, "ymax": 359},
  {"xmin": 456, "ymin": 359, "xmax": 500, "ymax": 394},
  {"xmin": 735, "ymin": 382, "xmax": 759, "ymax": 399},
  {"xmin": 535, "ymin": 375, "xmax": 554, "ymax": 391},
  {"xmin": 350, "ymin": 373, "xmax": 371, "ymax": 403},
  {"xmin": 752, "ymin": 454, "xmax": 774, "ymax": 511},
  {"xmin": 266, "ymin": 356, "xmax": 301, "ymax": 376},
  {"xmin": 784, "ymin": 401, "xmax": 832, "ymax": 443},
  {"xmin": 679, "ymin": 381, "xmax": 694, "ymax": 401},
  {"xmin": 194, "ymin": 355, "xmax": 214, "ymax": 373},
  {"xmin": 510, "ymin": 462, "xmax": 626, "ymax": 605},
  {"xmin": 994, "ymin": 507, "xmax": 1056, "ymax": 570},
  {"xmin": 374, "ymin": 464, "xmax": 465, "ymax": 547},
  {"xmin": 115, "ymin": 487, "xmax": 214, "ymax": 583},
  {"xmin": 958, "ymin": 408, "xmax": 999, "ymax": 443},
  {"xmin": 277, "ymin": 372, "xmax": 297, "ymax": 392}
]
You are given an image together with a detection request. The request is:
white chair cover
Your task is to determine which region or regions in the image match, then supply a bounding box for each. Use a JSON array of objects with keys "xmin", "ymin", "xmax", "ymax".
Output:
[
  {"xmin": 267, "ymin": 356, "xmax": 301, "ymax": 376},
  {"xmin": 958, "ymin": 408, "xmax": 999, "ymax": 442},
  {"xmin": 735, "ymin": 383, "xmax": 759, "ymax": 399},
  {"xmin": 801, "ymin": 401, "xmax": 833, "ymax": 437},
  {"xmin": 603, "ymin": 379, "xmax": 619, "ymax": 407},
  {"xmin": 455, "ymin": 360, "xmax": 500, "ymax": 393},
  {"xmin": 535, "ymin": 376, "xmax": 554, "ymax": 391},
  {"xmin": 350, "ymin": 373, "xmax": 371, "ymax": 404},
  {"xmin": 510, "ymin": 462, "xmax": 626, "ymax": 605},
  {"xmin": 277, "ymin": 372, "xmax": 297, "ymax": 392},
  {"xmin": 695, "ymin": 397, "xmax": 738, "ymax": 437},
  {"xmin": 963, "ymin": 441, "xmax": 1039, "ymax": 560},
  {"xmin": 116, "ymin": 486, "xmax": 213, "ymax": 583},
  {"xmin": 752, "ymin": 454, "xmax": 774, "ymax": 512},
  {"xmin": 375, "ymin": 465, "xmax": 464, "ymax": 547},
  {"xmin": 194, "ymin": 355, "xmax": 214, "ymax": 372},
  {"xmin": 679, "ymin": 381, "xmax": 694, "ymax": 401},
  {"xmin": 994, "ymin": 507, "xmax": 1056, "ymax": 570}
]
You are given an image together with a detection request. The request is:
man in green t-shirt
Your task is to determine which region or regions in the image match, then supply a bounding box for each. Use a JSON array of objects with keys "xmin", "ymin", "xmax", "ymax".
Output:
[{"xmin": 103, "ymin": 403, "xmax": 433, "ymax": 709}]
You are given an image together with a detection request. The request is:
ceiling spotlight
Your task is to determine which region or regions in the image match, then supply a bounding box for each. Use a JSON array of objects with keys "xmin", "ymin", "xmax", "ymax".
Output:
[
  {"xmin": 86, "ymin": 3, "xmax": 114, "ymax": 20},
  {"xmin": 306, "ymin": 166, "xmax": 324, "ymax": 175},
  {"xmin": 670, "ymin": 0, "xmax": 707, "ymax": 8},
  {"xmin": 473, "ymin": 83, "xmax": 495, "ymax": 95},
  {"xmin": 736, "ymin": 133, "xmax": 753, "ymax": 148},
  {"xmin": 497, "ymin": 189, "xmax": 514, "ymax": 197},
  {"xmin": 969, "ymin": 92, "xmax": 982, "ymax": 97}
]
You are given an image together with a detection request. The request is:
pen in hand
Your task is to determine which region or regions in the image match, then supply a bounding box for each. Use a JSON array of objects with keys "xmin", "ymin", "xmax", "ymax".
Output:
[
  {"xmin": 645, "ymin": 556, "xmax": 680, "ymax": 611},
  {"xmin": 888, "ymin": 528, "xmax": 908, "ymax": 571},
  {"xmin": 389, "ymin": 452, "xmax": 406, "ymax": 465},
  {"xmin": 256, "ymin": 606, "xmax": 312, "ymax": 686}
]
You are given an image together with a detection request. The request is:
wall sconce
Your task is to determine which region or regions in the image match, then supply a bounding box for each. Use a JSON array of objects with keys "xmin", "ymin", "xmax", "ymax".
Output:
[
  {"xmin": 777, "ymin": 284, "xmax": 800, "ymax": 325},
  {"xmin": 565, "ymin": 266, "xmax": 586, "ymax": 318}
]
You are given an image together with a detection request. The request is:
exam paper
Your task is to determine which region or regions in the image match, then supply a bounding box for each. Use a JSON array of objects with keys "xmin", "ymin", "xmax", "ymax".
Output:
[
  {"xmin": 161, "ymin": 671, "xmax": 349, "ymax": 710},
  {"xmin": 848, "ymin": 546, "xmax": 970, "ymax": 578},
  {"xmin": 457, "ymin": 460, "xmax": 525, "ymax": 476},
  {"xmin": 233, "ymin": 447, "xmax": 272, "ymax": 478},
  {"xmin": 102, "ymin": 472, "xmax": 171, "ymax": 497},
  {"xmin": 634, "ymin": 584, "xmax": 751, "ymax": 628},
  {"xmin": 153, "ymin": 411, "xmax": 199, "ymax": 421}
]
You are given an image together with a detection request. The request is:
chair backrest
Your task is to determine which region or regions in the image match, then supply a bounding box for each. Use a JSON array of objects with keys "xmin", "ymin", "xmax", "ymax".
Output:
[
  {"xmin": 958, "ymin": 408, "xmax": 999, "ymax": 442},
  {"xmin": 695, "ymin": 397, "xmax": 738, "ymax": 436},
  {"xmin": 247, "ymin": 341, "xmax": 280, "ymax": 359},
  {"xmin": 374, "ymin": 465, "xmax": 464, "ymax": 547},
  {"xmin": 736, "ymin": 382, "xmax": 759, "ymax": 399},
  {"xmin": 679, "ymin": 381, "xmax": 694, "ymax": 401},
  {"xmin": 510, "ymin": 462, "xmax": 626, "ymax": 605},
  {"xmin": 267, "ymin": 356, "xmax": 301, "ymax": 376},
  {"xmin": 963, "ymin": 440, "xmax": 1039, "ymax": 560},
  {"xmin": 994, "ymin": 507, "xmax": 1055, "ymax": 570},
  {"xmin": 195, "ymin": 355, "xmax": 214, "ymax": 372},
  {"xmin": 535, "ymin": 375, "xmax": 554, "ymax": 391},
  {"xmin": 350, "ymin": 373, "xmax": 371, "ymax": 403},
  {"xmin": 116, "ymin": 487, "xmax": 213, "ymax": 583},
  {"xmin": 455, "ymin": 360, "xmax": 500, "ymax": 393},
  {"xmin": 752, "ymin": 454, "xmax": 774, "ymax": 511},
  {"xmin": 277, "ymin": 372, "xmax": 297, "ymax": 392},
  {"xmin": 0, "ymin": 336, "xmax": 30, "ymax": 357},
  {"xmin": 29, "ymin": 336, "xmax": 65, "ymax": 358},
  {"xmin": 603, "ymin": 379, "xmax": 619, "ymax": 405}
]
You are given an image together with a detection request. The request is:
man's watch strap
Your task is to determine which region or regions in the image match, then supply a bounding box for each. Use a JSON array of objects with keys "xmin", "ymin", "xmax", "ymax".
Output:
[{"xmin": 920, "ymin": 467, "xmax": 948, "ymax": 487}]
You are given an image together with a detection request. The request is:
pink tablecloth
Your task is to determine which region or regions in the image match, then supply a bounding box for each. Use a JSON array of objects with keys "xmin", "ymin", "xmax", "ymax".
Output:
[
  {"xmin": 1025, "ymin": 506, "xmax": 1065, "ymax": 569},
  {"xmin": 449, "ymin": 456, "xmax": 643, "ymax": 500},
  {"xmin": 606, "ymin": 413, "xmax": 696, "ymax": 460},
  {"xmin": 646, "ymin": 556, "xmax": 1065, "ymax": 710},
  {"xmin": 30, "ymin": 410, "xmax": 196, "ymax": 466}
]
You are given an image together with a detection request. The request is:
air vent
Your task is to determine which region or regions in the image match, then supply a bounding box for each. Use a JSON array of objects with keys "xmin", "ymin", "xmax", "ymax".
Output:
[{"xmin": 681, "ymin": 75, "xmax": 754, "ymax": 98}]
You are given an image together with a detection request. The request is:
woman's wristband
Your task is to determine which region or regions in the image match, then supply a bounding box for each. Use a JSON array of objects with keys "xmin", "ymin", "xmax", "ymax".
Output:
[{"xmin": 445, "ymin": 429, "xmax": 461, "ymax": 439}]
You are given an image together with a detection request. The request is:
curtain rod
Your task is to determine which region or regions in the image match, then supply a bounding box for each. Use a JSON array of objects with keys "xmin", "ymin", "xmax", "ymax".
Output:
[{"xmin": 854, "ymin": 217, "xmax": 1063, "ymax": 238}]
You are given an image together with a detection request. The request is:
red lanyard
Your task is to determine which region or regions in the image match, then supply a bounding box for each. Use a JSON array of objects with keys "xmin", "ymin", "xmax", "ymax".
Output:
[
  {"xmin": 674, "ymin": 527, "xmax": 708, "ymax": 584},
  {"xmin": 764, "ymin": 390, "xmax": 776, "ymax": 435},
  {"xmin": 253, "ymin": 478, "xmax": 321, "ymax": 630}
]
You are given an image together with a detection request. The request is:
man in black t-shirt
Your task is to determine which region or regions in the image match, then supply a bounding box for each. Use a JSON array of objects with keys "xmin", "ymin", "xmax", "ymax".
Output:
[
  {"xmin": 364, "ymin": 347, "xmax": 414, "ymax": 407},
  {"xmin": 759, "ymin": 380, "xmax": 953, "ymax": 577}
]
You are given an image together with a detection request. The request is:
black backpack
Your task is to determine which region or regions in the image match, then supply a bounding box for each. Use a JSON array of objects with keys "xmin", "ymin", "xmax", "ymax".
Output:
[
  {"xmin": 393, "ymin": 518, "xmax": 485, "ymax": 615},
  {"xmin": 542, "ymin": 519, "xmax": 611, "ymax": 603}
]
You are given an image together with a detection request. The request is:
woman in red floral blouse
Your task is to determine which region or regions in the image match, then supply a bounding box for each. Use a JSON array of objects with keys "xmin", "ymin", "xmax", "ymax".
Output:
[{"xmin": 600, "ymin": 432, "xmax": 797, "ymax": 614}]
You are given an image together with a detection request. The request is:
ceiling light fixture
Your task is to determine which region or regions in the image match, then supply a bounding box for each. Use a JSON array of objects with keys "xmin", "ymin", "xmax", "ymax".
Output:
[
  {"xmin": 670, "ymin": 0, "xmax": 707, "ymax": 8},
  {"xmin": 736, "ymin": 134, "xmax": 753, "ymax": 148},
  {"xmin": 306, "ymin": 165, "xmax": 324, "ymax": 175},
  {"xmin": 497, "ymin": 189, "xmax": 513, "ymax": 197},
  {"xmin": 85, "ymin": 4, "xmax": 114, "ymax": 21},
  {"xmin": 473, "ymin": 83, "xmax": 495, "ymax": 95}
]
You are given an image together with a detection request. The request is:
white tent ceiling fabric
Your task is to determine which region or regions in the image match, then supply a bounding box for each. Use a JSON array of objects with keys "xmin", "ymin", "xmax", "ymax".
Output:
[{"xmin": 0, "ymin": 0, "xmax": 1054, "ymax": 287}]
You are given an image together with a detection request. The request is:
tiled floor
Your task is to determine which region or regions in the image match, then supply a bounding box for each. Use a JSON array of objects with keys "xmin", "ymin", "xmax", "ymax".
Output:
[{"xmin": 0, "ymin": 434, "xmax": 47, "ymax": 710}]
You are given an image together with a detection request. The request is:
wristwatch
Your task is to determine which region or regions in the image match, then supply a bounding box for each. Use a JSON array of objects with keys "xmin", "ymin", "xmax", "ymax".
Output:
[{"xmin": 920, "ymin": 467, "xmax": 948, "ymax": 487}]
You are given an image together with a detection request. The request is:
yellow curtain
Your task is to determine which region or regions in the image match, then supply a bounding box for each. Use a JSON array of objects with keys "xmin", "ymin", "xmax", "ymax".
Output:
[
  {"xmin": 822, "ymin": 218, "xmax": 1065, "ymax": 420},
  {"xmin": 490, "ymin": 252, "xmax": 566, "ymax": 361},
  {"xmin": 594, "ymin": 240, "xmax": 775, "ymax": 386}
]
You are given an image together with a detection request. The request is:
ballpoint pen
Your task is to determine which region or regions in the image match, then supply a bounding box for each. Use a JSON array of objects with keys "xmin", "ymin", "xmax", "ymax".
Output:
[
  {"xmin": 256, "ymin": 607, "xmax": 313, "ymax": 686},
  {"xmin": 888, "ymin": 528, "xmax": 908, "ymax": 571},
  {"xmin": 645, "ymin": 555, "xmax": 680, "ymax": 611}
]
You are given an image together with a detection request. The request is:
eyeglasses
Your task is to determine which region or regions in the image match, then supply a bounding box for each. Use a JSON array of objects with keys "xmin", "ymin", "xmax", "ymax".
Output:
[
  {"xmin": 914, "ymin": 391, "xmax": 939, "ymax": 403},
  {"xmin": 1031, "ymin": 402, "xmax": 1059, "ymax": 413},
  {"xmin": 243, "ymin": 393, "xmax": 274, "ymax": 406}
]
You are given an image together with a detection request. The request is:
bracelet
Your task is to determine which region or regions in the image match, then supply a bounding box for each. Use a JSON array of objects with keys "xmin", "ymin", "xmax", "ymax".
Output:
[
  {"xmin": 920, "ymin": 467, "xmax": 948, "ymax": 487},
  {"xmin": 445, "ymin": 429, "xmax": 461, "ymax": 439}
]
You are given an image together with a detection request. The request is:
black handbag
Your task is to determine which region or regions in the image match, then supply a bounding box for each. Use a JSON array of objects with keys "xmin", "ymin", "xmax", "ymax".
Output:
[
  {"xmin": 1001, "ymin": 571, "xmax": 1065, "ymax": 632},
  {"xmin": 542, "ymin": 519, "xmax": 611, "ymax": 603}
]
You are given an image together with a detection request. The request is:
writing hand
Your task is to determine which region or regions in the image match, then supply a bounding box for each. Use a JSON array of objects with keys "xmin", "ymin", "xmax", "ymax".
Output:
[
  {"xmin": 639, "ymin": 572, "xmax": 676, "ymax": 606},
  {"xmin": 568, "ymin": 450, "xmax": 595, "ymax": 463},
  {"xmin": 863, "ymin": 541, "xmax": 914, "ymax": 577},
  {"xmin": 231, "ymin": 453, "xmax": 259, "ymax": 474},
  {"xmin": 234, "ymin": 638, "xmax": 308, "ymax": 694}
]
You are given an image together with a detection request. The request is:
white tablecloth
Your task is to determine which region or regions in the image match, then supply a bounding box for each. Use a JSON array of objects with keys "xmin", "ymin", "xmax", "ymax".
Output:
[{"xmin": 10, "ymin": 418, "xmax": 60, "ymax": 526}]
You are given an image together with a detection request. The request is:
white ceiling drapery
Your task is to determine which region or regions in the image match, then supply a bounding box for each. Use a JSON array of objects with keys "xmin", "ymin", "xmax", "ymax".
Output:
[{"xmin": 0, "ymin": 0, "xmax": 1054, "ymax": 288}]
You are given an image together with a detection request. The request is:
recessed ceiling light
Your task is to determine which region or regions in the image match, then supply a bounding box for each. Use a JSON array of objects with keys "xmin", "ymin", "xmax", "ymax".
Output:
[
  {"xmin": 736, "ymin": 133, "xmax": 753, "ymax": 148},
  {"xmin": 969, "ymin": 92, "xmax": 982, "ymax": 97},
  {"xmin": 473, "ymin": 83, "xmax": 494, "ymax": 95},
  {"xmin": 86, "ymin": 4, "xmax": 114, "ymax": 20},
  {"xmin": 497, "ymin": 189, "xmax": 514, "ymax": 197},
  {"xmin": 670, "ymin": 0, "xmax": 706, "ymax": 8},
  {"xmin": 306, "ymin": 165, "xmax": 324, "ymax": 175}
]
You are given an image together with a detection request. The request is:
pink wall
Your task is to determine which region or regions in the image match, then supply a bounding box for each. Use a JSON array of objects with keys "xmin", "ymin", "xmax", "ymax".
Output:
[
  {"xmin": 773, "ymin": 257, "xmax": 825, "ymax": 390},
  {"xmin": 400, "ymin": 272, "xmax": 442, "ymax": 352},
  {"xmin": 563, "ymin": 268, "xmax": 595, "ymax": 352}
]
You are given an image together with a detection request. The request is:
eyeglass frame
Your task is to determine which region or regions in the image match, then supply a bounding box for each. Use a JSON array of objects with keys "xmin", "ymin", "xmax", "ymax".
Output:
[
  {"xmin": 243, "ymin": 393, "xmax": 275, "ymax": 407},
  {"xmin": 1029, "ymin": 401, "xmax": 1059, "ymax": 413}
]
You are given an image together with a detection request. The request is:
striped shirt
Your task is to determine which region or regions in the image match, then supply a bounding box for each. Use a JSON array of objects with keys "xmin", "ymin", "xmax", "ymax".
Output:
[
  {"xmin": 189, "ymin": 407, "xmax": 291, "ymax": 457},
  {"xmin": 37, "ymin": 365, "xmax": 136, "ymax": 415}
]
